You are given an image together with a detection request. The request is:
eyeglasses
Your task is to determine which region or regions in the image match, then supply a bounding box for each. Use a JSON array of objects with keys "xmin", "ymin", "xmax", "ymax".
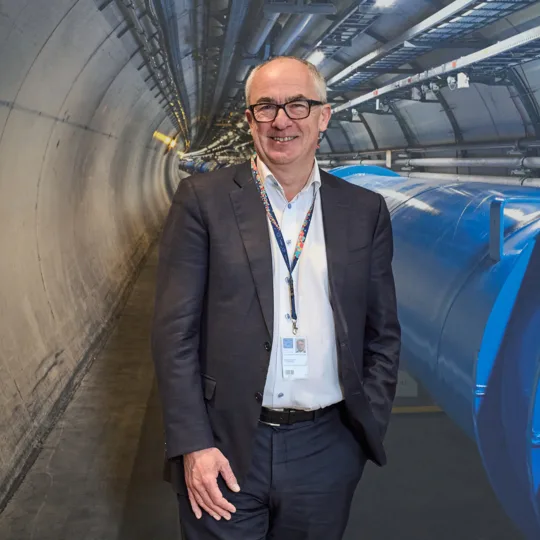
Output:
[{"xmin": 249, "ymin": 99, "xmax": 325, "ymax": 122}]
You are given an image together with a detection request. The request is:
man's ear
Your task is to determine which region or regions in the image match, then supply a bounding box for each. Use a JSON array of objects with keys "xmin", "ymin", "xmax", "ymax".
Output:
[
  {"xmin": 245, "ymin": 108, "xmax": 253, "ymax": 127},
  {"xmin": 319, "ymin": 104, "xmax": 332, "ymax": 131}
]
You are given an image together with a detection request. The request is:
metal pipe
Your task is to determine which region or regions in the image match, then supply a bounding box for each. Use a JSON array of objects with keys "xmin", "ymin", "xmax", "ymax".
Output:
[
  {"xmin": 116, "ymin": 0, "xmax": 190, "ymax": 142},
  {"xmin": 318, "ymin": 160, "xmax": 364, "ymax": 167},
  {"xmin": 229, "ymin": 10, "xmax": 313, "ymax": 101},
  {"xmin": 229, "ymin": 11, "xmax": 279, "ymax": 98},
  {"xmin": 318, "ymin": 159, "xmax": 385, "ymax": 167},
  {"xmin": 318, "ymin": 162, "xmax": 540, "ymax": 186},
  {"xmin": 317, "ymin": 138, "xmax": 540, "ymax": 158},
  {"xmin": 395, "ymin": 157, "xmax": 540, "ymax": 169},
  {"xmin": 319, "ymin": 158, "xmax": 540, "ymax": 168},
  {"xmin": 149, "ymin": 0, "xmax": 195, "ymax": 132},
  {"xmin": 193, "ymin": 0, "xmax": 205, "ymax": 130},
  {"xmin": 358, "ymin": 160, "xmax": 385, "ymax": 165},
  {"xmin": 247, "ymin": 11, "xmax": 280, "ymax": 55},
  {"xmin": 400, "ymin": 172, "xmax": 540, "ymax": 185},
  {"xmin": 227, "ymin": 11, "xmax": 279, "ymax": 100},
  {"xmin": 274, "ymin": 14, "xmax": 314, "ymax": 55},
  {"xmin": 207, "ymin": 0, "xmax": 250, "ymax": 123}
]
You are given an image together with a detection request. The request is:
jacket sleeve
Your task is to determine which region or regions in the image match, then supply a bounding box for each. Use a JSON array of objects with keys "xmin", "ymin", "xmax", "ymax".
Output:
[
  {"xmin": 362, "ymin": 193, "xmax": 401, "ymax": 438},
  {"xmin": 151, "ymin": 177, "xmax": 214, "ymax": 460}
]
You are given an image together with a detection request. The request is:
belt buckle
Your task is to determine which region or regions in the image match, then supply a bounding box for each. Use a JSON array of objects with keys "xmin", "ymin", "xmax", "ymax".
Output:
[
  {"xmin": 284, "ymin": 409, "xmax": 296, "ymax": 424},
  {"xmin": 263, "ymin": 408, "xmax": 292, "ymax": 426},
  {"xmin": 260, "ymin": 407, "xmax": 283, "ymax": 427}
]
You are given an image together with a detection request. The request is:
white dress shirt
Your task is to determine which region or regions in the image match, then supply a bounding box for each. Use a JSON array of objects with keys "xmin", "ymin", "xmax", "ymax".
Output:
[{"xmin": 257, "ymin": 157, "xmax": 343, "ymax": 411}]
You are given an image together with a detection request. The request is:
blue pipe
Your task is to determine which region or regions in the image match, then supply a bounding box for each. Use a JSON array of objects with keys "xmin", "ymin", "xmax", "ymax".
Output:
[{"xmin": 330, "ymin": 165, "xmax": 540, "ymax": 539}]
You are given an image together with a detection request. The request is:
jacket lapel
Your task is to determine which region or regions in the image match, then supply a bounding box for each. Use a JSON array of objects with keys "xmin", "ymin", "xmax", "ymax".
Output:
[
  {"xmin": 320, "ymin": 169, "xmax": 350, "ymax": 339},
  {"xmin": 230, "ymin": 163, "xmax": 274, "ymax": 338},
  {"xmin": 228, "ymin": 164, "xmax": 348, "ymax": 341}
]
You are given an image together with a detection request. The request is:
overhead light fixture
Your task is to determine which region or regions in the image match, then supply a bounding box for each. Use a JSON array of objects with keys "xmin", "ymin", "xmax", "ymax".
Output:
[
  {"xmin": 307, "ymin": 50, "xmax": 325, "ymax": 66},
  {"xmin": 375, "ymin": 0, "xmax": 396, "ymax": 7},
  {"xmin": 457, "ymin": 72, "xmax": 469, "ymax": 88}
]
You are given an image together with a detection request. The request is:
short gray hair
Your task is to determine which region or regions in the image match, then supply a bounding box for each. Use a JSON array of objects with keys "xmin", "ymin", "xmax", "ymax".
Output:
[{"xmin": 244, "ymin": 56, "xmax": 327, "ymax": 106}]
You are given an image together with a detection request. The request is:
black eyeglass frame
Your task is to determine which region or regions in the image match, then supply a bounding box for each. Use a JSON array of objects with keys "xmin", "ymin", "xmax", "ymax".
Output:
[{"xmin": 248, "ymin": 99, "xmax": 326, "ymax": 122}]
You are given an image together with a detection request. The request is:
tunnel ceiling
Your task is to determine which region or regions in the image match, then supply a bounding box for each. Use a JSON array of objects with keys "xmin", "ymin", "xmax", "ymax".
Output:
[{"xmin": 105, "ymin": 0, "xmax": 540, "ymax": 164}]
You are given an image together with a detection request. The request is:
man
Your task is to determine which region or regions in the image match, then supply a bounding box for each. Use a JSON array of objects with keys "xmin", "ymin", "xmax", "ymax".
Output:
[{"xmin": 151, "ymin": 56, "xmax": 401, "ymax": 540}]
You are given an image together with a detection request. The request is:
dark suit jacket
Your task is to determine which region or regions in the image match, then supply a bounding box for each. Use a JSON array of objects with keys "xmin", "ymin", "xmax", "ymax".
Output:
[{"xmin": 151, "ymin": 161, "xmax": 401, "ymax": 494}]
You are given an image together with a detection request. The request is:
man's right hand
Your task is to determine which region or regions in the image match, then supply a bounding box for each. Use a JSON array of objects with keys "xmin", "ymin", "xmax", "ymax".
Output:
[{"xmin": 184, "ymin": 447, "xmax": 240, "ymax": 521}]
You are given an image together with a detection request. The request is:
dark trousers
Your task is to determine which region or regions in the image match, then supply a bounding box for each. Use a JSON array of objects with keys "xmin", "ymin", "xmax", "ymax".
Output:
[{"xmin": 177, "ymin": 405, "xmax": 366, "ymax": 540}]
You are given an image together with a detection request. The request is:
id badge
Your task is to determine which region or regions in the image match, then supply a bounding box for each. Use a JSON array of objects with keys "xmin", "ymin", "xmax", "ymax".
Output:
[{"xmin": 281, "ymin": 336, "xmax": 309, "ymax": 379}]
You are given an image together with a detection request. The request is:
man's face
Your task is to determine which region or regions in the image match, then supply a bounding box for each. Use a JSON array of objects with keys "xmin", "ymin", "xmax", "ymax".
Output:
[{"xmin": 245, "ymin": 59, "xmax": 331, "ymax": 168}]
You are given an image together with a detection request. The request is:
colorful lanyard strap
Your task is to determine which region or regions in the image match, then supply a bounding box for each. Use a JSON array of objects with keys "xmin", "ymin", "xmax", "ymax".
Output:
[{"xmin": 250, "ymin": 156, "xmax": 316, "ymax": 335}]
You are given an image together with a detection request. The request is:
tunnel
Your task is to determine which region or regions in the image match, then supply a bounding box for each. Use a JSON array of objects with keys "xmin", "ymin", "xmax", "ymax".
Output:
[{"xmin": 1, "ymin": 1, "xmax": 540, "ymax": 539}]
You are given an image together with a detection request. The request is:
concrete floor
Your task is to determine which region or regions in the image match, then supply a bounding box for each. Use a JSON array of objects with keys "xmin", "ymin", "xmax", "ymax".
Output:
[{"xmin": 0, "ymin": 245, "xmax": 524, "ymax": 540}]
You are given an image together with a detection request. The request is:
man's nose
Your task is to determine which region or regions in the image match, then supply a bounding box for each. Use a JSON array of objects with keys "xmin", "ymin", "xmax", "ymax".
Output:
[{"xmin": 272, "ymin": 107, "xmax": 292, "ymax": 128}]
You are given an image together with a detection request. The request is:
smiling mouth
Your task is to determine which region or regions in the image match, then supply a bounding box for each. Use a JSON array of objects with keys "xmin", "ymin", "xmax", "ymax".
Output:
[{"xmin": 269, "ymin": 136, "xmax": 298, "ymax": 143}]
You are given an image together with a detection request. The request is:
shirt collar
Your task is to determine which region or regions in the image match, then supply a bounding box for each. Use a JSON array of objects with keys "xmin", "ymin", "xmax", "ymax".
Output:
[{"xmin": 256, "ymin": 157, "xmax": 321, "ymax": 198}]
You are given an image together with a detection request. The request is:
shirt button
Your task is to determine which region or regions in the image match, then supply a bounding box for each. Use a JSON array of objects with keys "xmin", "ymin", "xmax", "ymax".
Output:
[
  {"xmin": 288, "ymin": 203, "xmax": 292, "ymax": 209},
  {"xmin": 286, "ymin": 240, "xmax": 291, "ymax": 245},
  {"xmin": 285, "ymin": 314, "xmax": 290, "ymax": 320},
  {"xmin": 264, "ymin": 342, "xmax": 271, "ymax": 351},
  {"xmin": 254, "ymin": 392, "xmax": 263, "ymax": 403}
]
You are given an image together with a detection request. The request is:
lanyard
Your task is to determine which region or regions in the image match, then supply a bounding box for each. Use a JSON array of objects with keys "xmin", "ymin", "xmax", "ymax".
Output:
[{"xmin": 250, "ymin": 156, "xmax": 316, "ymax": 335}]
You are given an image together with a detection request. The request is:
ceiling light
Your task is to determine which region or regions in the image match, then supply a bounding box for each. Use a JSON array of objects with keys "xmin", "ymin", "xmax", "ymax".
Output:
[
  {"xmin": 457, "ymin": 72, "xmax": 469, "ymax": 88},
  {"xmin": 375, "ymin": 0, "xmax": 395, "ymax": 7},
  {"xmin": 307, "ymin": 50, "xmax": 325, "ymax": 66}
]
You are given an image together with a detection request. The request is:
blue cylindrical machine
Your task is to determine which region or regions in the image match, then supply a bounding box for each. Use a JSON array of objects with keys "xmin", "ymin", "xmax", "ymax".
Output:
[{"xmin": 330, "ymin": 165, "xmax": 540, "ymax": 539}]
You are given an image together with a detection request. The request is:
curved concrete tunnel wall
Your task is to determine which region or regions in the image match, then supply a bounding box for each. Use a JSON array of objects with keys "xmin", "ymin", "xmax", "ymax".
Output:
[{"xmin": 0, "ymin": 0, "xmax": 180, "ymax": 505}]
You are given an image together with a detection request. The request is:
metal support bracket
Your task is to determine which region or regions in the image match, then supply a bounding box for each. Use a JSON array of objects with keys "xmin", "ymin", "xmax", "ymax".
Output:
[
  {"xmin": 490, "ymin": 197, "xmax": 540, "ymax": 262},
  {"xmin": 333, "ymin": 25, "xmax": 540, "ymax": 114}
]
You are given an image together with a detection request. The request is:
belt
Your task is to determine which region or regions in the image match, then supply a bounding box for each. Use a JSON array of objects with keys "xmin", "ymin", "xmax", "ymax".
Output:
[{"xmin": 259, "ymin": 403, "xmax": 339, "ymax": 425}]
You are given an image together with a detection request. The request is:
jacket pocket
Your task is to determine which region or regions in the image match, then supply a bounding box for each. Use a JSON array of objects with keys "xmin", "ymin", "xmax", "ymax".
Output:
[{"xmin": 201, "ymin": 374, "xmax": 216, "ymax": 401}]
